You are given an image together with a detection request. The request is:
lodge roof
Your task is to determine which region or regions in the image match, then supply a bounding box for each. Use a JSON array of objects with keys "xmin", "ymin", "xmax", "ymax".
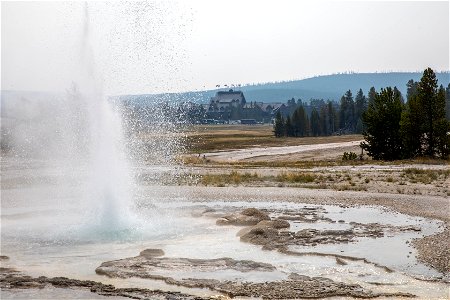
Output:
[{"xmin": 211, "ymin": 89, "xmax": 246, "ymax": 103}]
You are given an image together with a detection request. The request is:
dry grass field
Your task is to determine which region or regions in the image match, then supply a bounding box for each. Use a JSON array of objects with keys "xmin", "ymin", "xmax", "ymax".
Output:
[
  {"xmin": 184, "ymin": 124, "xmax": 363, "ymax": 153},
  {"xmin": 168, "ymin": 124, "xmax": 450, "ymax": 197}
]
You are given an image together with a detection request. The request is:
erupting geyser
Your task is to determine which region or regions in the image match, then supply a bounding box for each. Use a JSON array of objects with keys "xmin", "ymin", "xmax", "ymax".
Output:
[
  {"xmin": 79, "ymin": 3, "xmax": 136, "ymax": 234},
  {"xmin": 1, "ymin": 2, "xmax": 187, "ymax": 242}
]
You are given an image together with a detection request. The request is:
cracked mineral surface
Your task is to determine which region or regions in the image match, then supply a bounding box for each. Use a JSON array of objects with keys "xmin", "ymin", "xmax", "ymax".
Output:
[{"xmin": 94, "ymin": 250, "xmax": 414, "ymax": 299}]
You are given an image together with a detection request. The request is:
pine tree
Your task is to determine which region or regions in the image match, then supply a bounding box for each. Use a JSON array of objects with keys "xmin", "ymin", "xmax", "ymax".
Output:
[
  {"xmin": 319, "ymin": 105, "xmax": 328, "ymax": 136},
  {"xmin": 400, "ymin": 79, "xmax": 424, "ymax": 158},
  {"xmin": 327, "ymin": 101, "xmax": 337, "ymax": 134},
  {"xmin": 354, "ymin": 88, "xmax": 367, "ymax": 134},
  {"xmin": 368, "ymin": 86, "xmax": 376, "ymax": 106},
  {"xmin": 285, "ymin": 115, "xmax": 294, "ymax": 137},
  {"xmin": 445, "ymin": 83, "xmax": 450, "ymax": 120},
  {"xmin": 339, "ymin": 90, "xmax": 354, "ymax": 132},
  {"xmin": 294, "ymin": 105, "xmax": 307, "ymax": 137},
  {"xmin": 305, "ymin": 114, "xmax": 311, "ymax": 137},
  {"xmin": 291, "ymin": 109, "xmax": 301, "ymax": 137},
  {"xmin": 400, "ymin": 91, "xmax": 423, "ymax": 158},
  {"xmin": 310, "ymin": 108, "xmax": 321, "ymax": 136},
  {"xmin": 273, "ymin": 111, "xmax": 284, "ymax": 137},
  {"xmin": 361, "ymin": 87, "xmax": 404, "ymax": 160},
  {"xmin": 417, "ymin": 68, "xmax": 448, "ymax": 157},
  {"xmin": 406, "ymin": 79, "xmax": 418, "ymax": 102},
  {"xmin": 435, "ymin": 85, "xmax": 450, "ymax": 157},
  {"xmin": 393, "ymin": 87, "xmax": 403, "ymax": 103}
]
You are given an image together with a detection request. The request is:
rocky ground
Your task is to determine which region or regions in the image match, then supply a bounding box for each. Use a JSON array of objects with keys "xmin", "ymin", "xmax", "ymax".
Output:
[
  {"xmin": 91, "ymin": 206, "xmax": 443, "ymax": 299},
  {"xmin": 147, "ymin": 185, "xmax": 450, "ymax": 277},
  {"xmin": 3, "ymin": 202, "xmax": 445, "ymax": 299},
  {"xmin": 412, "ymin": 229, "xmax": 450, "ymax": 275},
  {"xmin": 0, "ymin": 253, "xmax": 414, "ymax": 300},
  {"xmin": 2, "ymin": 200, "xmax": 448, "ymax": 300},
  {"xmin": 0, "ymin": 266, "xmax": 207, "ymax": 300},
  {"xmin": 217, "ymin": 208, "xmax": 421, "ymax": 251},
  {"xmin": 94, "ymin": 247, "xmax": 413, "ymax": 299}
]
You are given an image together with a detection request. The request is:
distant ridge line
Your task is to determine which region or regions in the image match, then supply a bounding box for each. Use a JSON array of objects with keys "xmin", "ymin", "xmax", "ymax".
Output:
[{"xmin": 119, "ymin": 72, "xmax": 449, "ymax": 105}]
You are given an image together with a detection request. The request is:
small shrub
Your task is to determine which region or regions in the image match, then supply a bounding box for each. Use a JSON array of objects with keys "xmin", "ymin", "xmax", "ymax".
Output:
[
  {"xmin": 342, "ymin": 152, "xmax": 358, "ymax": 160},
  {"xmin": 230, "ymin": 171, "xmax": 242, "ymax": 185},
  {"xmin": 338, "ymin": 185, "xmax": 351, "ymax": 191},
  {"xmin": 276, "ymin": 172, "xmax": 319, "ymax": 183},
  {"xmin": 200, "ymin": 171, "xmax": 260, "ymax": 186},
  {"xmin": 402, "ymin": 168, "xmax": 447, "ymax": 184}
]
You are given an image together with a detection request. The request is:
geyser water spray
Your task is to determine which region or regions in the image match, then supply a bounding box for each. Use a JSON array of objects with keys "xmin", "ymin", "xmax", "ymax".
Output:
[
  {"xmin": 1, "ymin": 1, "xmax": 190, "ymax": 241},
  {"xmin": 79, "ymin": 3, "xmax": 137, "ymax": 235}
]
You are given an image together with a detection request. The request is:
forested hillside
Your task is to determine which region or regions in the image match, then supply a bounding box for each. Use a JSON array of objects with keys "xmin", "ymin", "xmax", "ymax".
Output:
[{"xmin": 122, "ymin": 72, "xmax": 449, "ymax": 104}]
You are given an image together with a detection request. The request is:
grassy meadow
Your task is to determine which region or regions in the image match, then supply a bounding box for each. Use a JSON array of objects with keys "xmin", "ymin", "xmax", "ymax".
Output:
[{"xmin": 157, "ymin": 124, "xmax": 450, "ymax": 197}]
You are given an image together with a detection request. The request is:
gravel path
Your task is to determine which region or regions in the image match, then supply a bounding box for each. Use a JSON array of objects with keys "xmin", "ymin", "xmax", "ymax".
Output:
[{"xmin": 202, "ymin": 141, "xmax": 362, "ymax": 161}]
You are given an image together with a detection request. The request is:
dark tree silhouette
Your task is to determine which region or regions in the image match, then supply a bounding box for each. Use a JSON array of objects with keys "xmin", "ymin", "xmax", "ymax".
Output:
[{"xmin": 361, "ymin": 87, "xmax": 404, "ymax": 160}]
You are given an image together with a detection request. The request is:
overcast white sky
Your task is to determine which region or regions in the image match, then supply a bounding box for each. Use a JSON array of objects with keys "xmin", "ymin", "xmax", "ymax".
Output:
[{"xmin": 1, "ymin": 1, "xmax": 449, "ymax": 95}]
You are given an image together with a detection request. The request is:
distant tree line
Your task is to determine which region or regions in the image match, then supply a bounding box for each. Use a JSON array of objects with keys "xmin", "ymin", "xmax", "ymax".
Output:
[
  {"xmin": 273, "ymin": 88, "xmax": 369, "ymax": 137},
  {"xmin": 273, "ymin": 67, "xmax": 450, "ymax": 160},
  {"xmin": 361, "ymin": 68, "xmax": 450, "ymax": 160}
]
